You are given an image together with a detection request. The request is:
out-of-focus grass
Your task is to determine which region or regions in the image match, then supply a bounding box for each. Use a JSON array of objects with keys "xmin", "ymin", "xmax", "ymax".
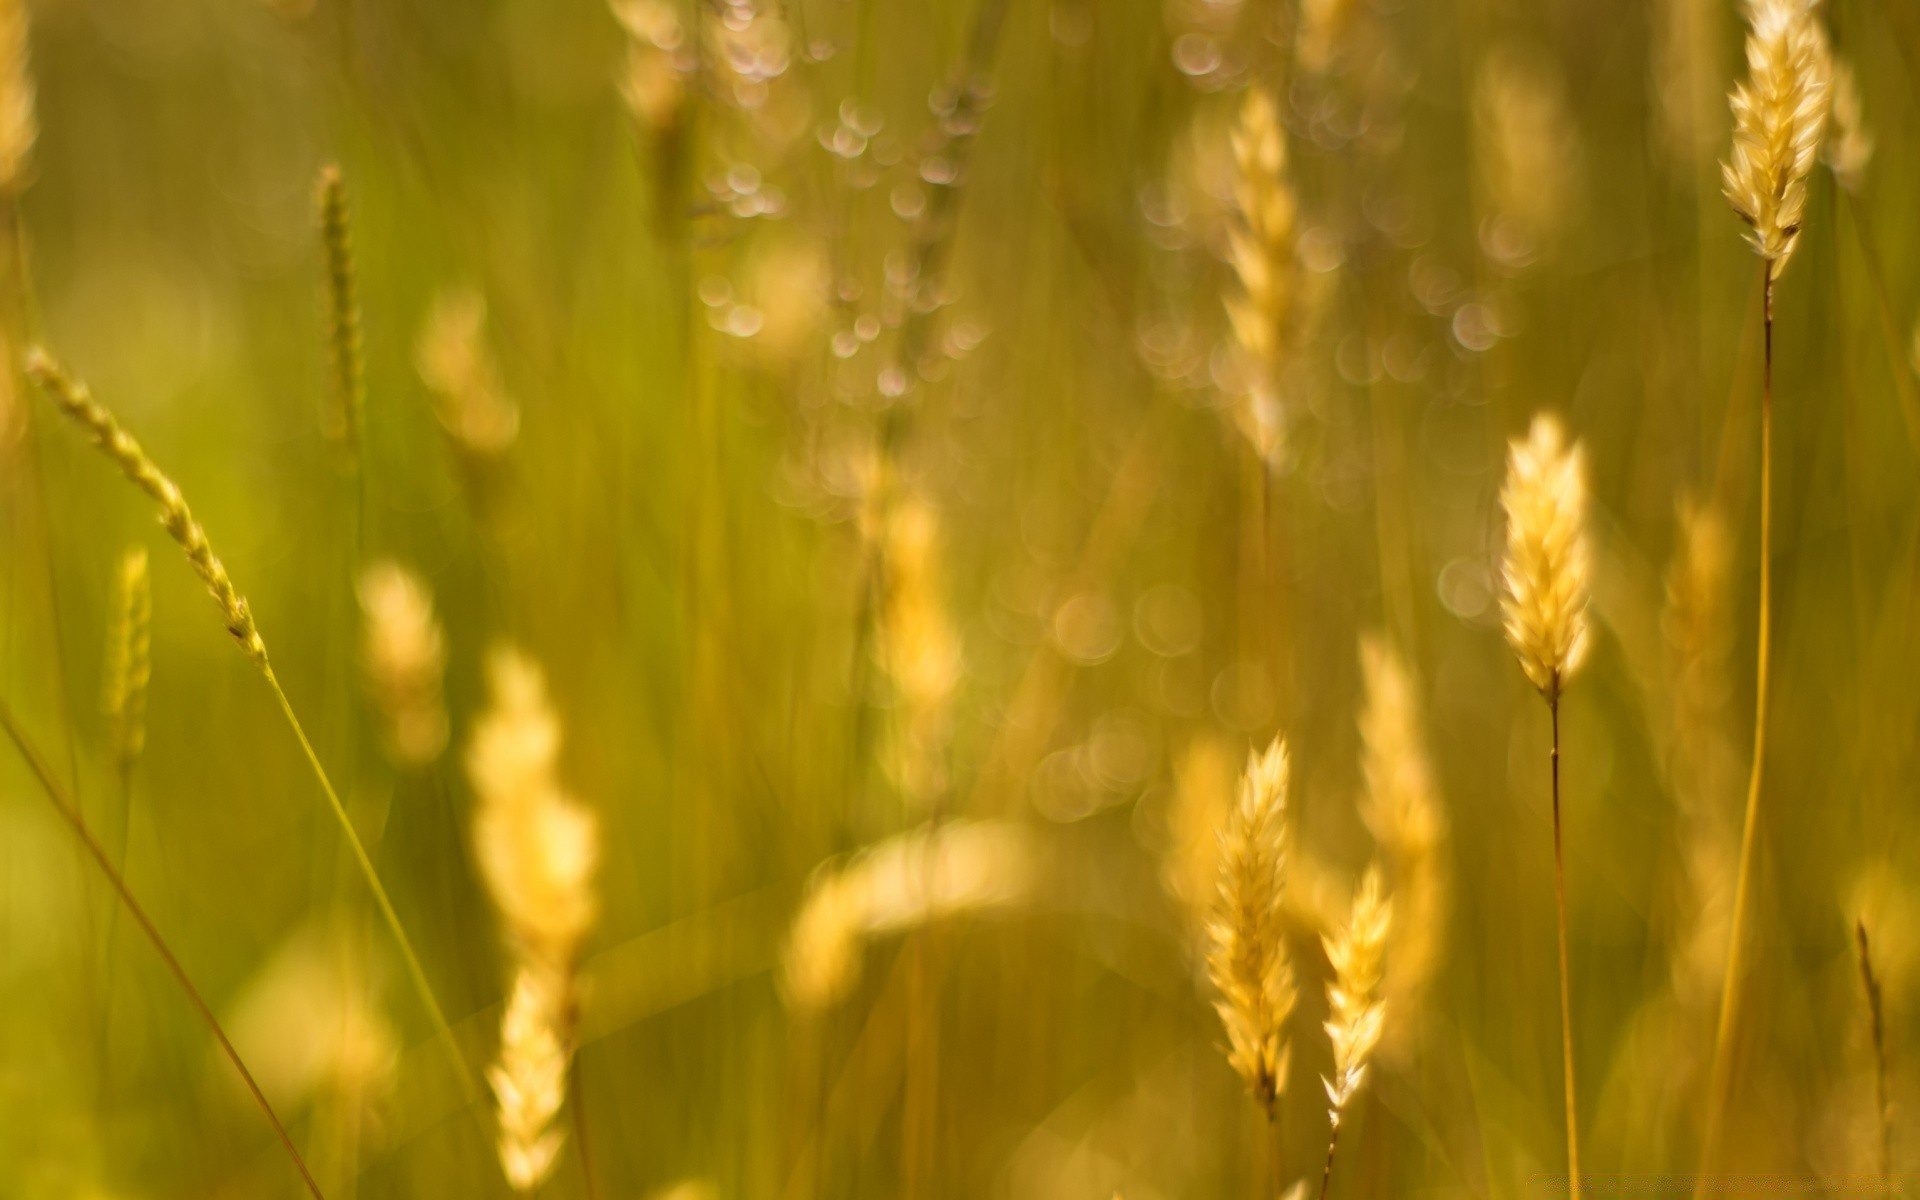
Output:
[{"xmin": 0, "ymin": 0, "xmax": 1917, "ymax": 1197}]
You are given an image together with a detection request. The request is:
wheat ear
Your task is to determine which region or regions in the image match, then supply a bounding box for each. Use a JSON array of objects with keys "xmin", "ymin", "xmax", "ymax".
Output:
[
  {"xmin": 103, "ymin": 544, "xmax": 151, "ymax": 787},
  {"xmin": 1701, "ymin": 4, "xmax": 1832, "ymax": 1181},
  {"xmin": 24, "ymin": 346, "xmax": 476, "ymax": 1105},
  {"xmin": 1208, "ymin": 738, "xmax": 1296, "ymax": 1117},
  {"xmin": 317, "ymin": 163, "xmax": 364, "ymax": 457},
  {"xmin": 1316, "ymin": 865, "xmax": 1391, "ymax": 1200},
  {"xmin": 1501, "ymin": 412, "xmax": 1591, "ymax": 1200}
]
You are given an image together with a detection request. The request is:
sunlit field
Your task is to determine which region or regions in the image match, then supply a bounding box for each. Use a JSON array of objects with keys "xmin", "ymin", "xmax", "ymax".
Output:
[{"xmin": 1, "ymin": 0, "xmax": 1916, "ymax": 1197}]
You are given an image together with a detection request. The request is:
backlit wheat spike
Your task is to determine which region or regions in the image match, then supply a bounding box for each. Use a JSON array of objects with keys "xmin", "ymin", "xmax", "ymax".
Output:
[
  {"xmin": 1321, "ymin": 866, "xmax": 1390, "ymax": 1122},
  {"xmin": 1825, "ymin": 57, "xmax": 1871, "ymax": 193},
  {"xmin": 357, "ymin": 560, "xmax": 449, "ymax": 767},
  {"xmin": 317, "ymin": 163, "xmax": 365, "ymax": 454},
  {"xmin": 26, "ymin": 349, "xmax": 267, "ymax": 665},
  {"xmin": 1474, "ymin": 48, "xmax": 1583, "ymax": 266},
  {"xmin": 490, "ymin": 966, "xmax": 570, "ymax": 1193},
  {"xmin": 1721, "ymin": 0, "xmax": 1832, "ymax": 274},
  {"xmin": 468, "ymin": 646, "xmax": 600, "ymax": 1192},
  {"xmin": 0, "ymin": 0, "xmax": 34, "ymax": 195},
  {"xmin": 1500, "ymin": 413, "xmax": 1591, "ymax": 702},
  {"xmin": 612, "ymin": 0, "xmax": 692, "ymax": 133},
  {"xmin": 1357, "ymin": 635, "xmax": 1445, "ymax": 1062},
  {"xmin": 103, "ymin": 545, "xmax": 151, "ymax": 780},
  {"xmin": 1207, "ymin": 737, "xmax": 1295, "ymax": 1113},
  {"xmin": 875, "ymin": 493, "xmax": 962, "ymax": 805},
  {"xmin": 1224, "ymin": 87, "xmax": 1297, "ymax": 465}
]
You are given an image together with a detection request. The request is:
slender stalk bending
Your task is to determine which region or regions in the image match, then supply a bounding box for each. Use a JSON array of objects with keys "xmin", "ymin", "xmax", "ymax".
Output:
[{"xmin": 1500, "ymin": 413, "xmax": 1593, "ymax": 1200}]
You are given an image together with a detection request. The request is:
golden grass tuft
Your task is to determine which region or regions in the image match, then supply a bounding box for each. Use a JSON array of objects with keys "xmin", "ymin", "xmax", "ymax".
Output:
[
  {"xmin": 1500, "ymin": 413, "xmax": 1591, "ymax": 703},
  {"xmin": 1207, "ymin": 737, "xmax": 1295, "ymax": 1113},
  {"xmin": 1721, "ymin": 0, "xmax": 1832, "ymax": 273},
  {"xmin": 416, "ymin": 287, "xmax": 520, "ymax": 459},
  {"xmin": 1826, "ymin": 58, "xmax": 1872, "ymax": 193},
  {"xmin": 1321, "ymin": 865, "xmax": 1390, "ymax": 1123},
  {"xmin": 491, "ymin": 966, "xmax": 572, "ymax": 1193}
]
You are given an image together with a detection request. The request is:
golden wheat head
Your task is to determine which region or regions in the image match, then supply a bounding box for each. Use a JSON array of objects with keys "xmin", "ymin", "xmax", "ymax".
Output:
[
  {"xmin": 1207, "ymin": 737, "xmax": 1296, "ymax": 1112},
  {"xmin": 1322, "ymin": 865, "xmax": 1391, "ymax": 1124},
  {"xmin": 1500, "ymin": 413, "xmax": 1591, "ymax": 702},
  {"xmin": 1721, "ymin": 0, "xmax": 1831, "ymax": 274},
  {"xmin": 103, "ymin": 545, "xmax": 152, "ymax": 778}
]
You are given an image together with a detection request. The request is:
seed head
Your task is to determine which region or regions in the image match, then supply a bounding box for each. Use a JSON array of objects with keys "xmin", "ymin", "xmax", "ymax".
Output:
[
  {"xmin": 1322, "ymin": 865, "xmax": 1391, "ymax": 1124},
  {"xmin": 1500, "ymin": 413, "xmax": 1592, "ymax": 702},
  {"xmin": 1721, "ymin": 0, "xmax": 1832, "ymax": 273},
  {"xmin": 1207, "ymin": 737, "xmax": 1296, "ymax": 1111}
]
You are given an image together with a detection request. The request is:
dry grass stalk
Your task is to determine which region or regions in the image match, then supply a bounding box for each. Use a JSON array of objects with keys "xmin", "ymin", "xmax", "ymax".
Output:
[
  {"xmin": 781, "ymin": 818, "xmax": 1040, "ymax": 1012},
  {"xmin": 1701, "ymin": 6, "xmax": 1832, "ymax": 1178},
  {"xmin": 467, "ymin": 646, "xmax": 600, "ymax": 1192},
  {"xmin": 27, "ymin": 349, "xmax": 267, "ymax": 664},
  {"xmin": 1501, "ymin": 411, "xmax": 1591, "ymax": 1200},
  {"xmin": 416, "ymin": 287, "xmax": 520, "ymax": 459},
  {"xmin": 0, "ymin": 698, "xmax": 326, "ymax": 1199},
  {"xmin": 1317, "ymin": 866, "xmax": 1391, "ymax": 1200},
  {"xmin": 1207, "ymin": 738, "xmax": 1296, "ymax": 1114},
  {"xmin": 316, "ymin": 164, "xmax": 365, "ymax": 455},
  {"xmin": 103, "ymin": 545, "xmax": 152, "ymax": 783},
  {"xmin": 1721, "ymin": 0, "xmax": 1831, "ymax": 275},
  {"xmin": 357, "ymin": 561, "xmax": 449, "ymax": 767},
  {"xmin": 1356, "ymin": 635, "xmax": 1445, "ymax": 1063},
  {"xmin": 0, "ymin": 0, "xmax": 34, "ymax": 196},
  {"xmin": 1224, "ymin": 87, "xmax": 1297, "ymax": 466}
]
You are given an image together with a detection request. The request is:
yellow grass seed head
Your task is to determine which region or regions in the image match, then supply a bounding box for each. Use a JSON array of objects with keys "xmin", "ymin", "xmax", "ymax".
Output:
[
  {"xmin": 357, "ymin": 560, "xmax": 449, "ymax": 767},
  {"xmin": 316, "ymin": 164, "xmax": 365, "ymax": 454},
  {"xmin": 103, "ymin": 545, "xmax": 152, "ymax": 779},
  {"xmin": 27, "ymin": 348, "xmax": 268, "ymax": 666},
  {"xmin": 467, "ymin": 647, "xmax": 600, "ymax": 973},
  {"xmin": 1500, "ymin": 413, "xmax": 1592, "ymax": 702},
  {"xmin": 1721, "ymin": 0, "xmax": 1832, "ymax": 273},
  {"xmin": 1474, "ymin": 47, "xmax": 1584, "ymax": 268},
  {"xmin": 1322, "ymin": 865, "xmax": 1391, "ymax": 1122},
  {"xmin": 1207, "ymin": 737, "xmax": 1295, "ymax": 1111},
  {"xmin": 490, "ymin": 966, "xmax": 570, "ymax": 1193}
]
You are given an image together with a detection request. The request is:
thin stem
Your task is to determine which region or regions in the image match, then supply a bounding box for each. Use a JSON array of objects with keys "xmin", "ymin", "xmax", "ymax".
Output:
[
  {"xmin": 261, "ymin": 667, "xmax": 478, "ymax": 1106},
  {"xmin": 0, "ymin": 698, "xmax": 325, "ymax": 1200},
  {"xmin": 570, "ymin": 1063, "xmax": 601, "ymax": 1200},
  {"xmin": 1550, "ymin": 687, "xmax": 1580, "ymax": 1200},
  {"xmin": 1699, "ymin": 264, "xmax": 1774, "ymax": 1188},
  {"xmin": 1316, "ymin": 1117, "xmax": 1341, "ymax": 1200},
  {"xmin": 1856, "ymin": 920, "xmax": 1892, "ymax": 1195}
]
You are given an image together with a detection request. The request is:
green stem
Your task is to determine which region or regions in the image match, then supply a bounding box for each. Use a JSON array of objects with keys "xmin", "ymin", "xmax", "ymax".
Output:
[
  {"xmin": 1550, "ymin": 688, "xmax": 1580, "ymax": 1200},
  {"xmin": 261, "ymin": 666, "xmax": 477, "ymax": 1106}
]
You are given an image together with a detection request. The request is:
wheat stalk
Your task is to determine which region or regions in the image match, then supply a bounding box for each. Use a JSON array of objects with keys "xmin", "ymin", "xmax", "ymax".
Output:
[
  {"xmin": 1208, "ymin": 738, "xmax": 1296, "ymax": 1117},
  {"xmin": 1501, "ymin": 412, "xmax": 1591, "ymax": 1200},
  {"xmin": 1317, "ymin": 865, "xmax": 1391, "ymax": 1200},
  {"xmin": 24, "ymin": 346, "xmax": 476, "ymax": 1105},
  {"xmin": 1700, "ymin": 5, "xmax": 1832, "ymax": 1182}
]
